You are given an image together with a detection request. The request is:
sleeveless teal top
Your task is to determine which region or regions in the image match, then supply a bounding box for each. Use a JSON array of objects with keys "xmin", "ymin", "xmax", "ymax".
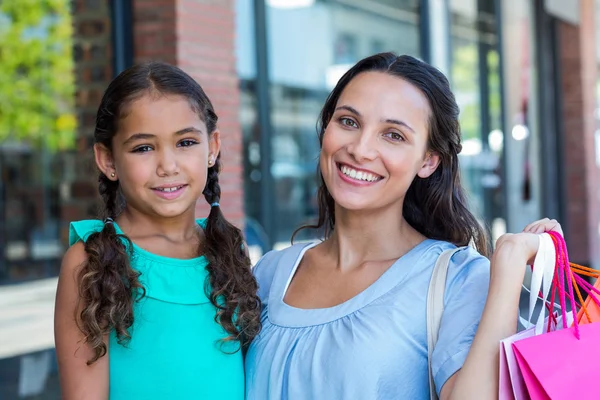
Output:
[{"xmin": 69, "ymin": 219, "xmax": 244, "ymax": 400}]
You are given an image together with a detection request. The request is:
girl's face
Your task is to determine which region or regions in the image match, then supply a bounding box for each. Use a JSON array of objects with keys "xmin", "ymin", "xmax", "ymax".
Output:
[
  {"xmin": 320, "ymin": 72, "xmax": 440, "ymax": 214},
  {"xmin": 95, "ymin": 93, "xmax": 220, "ymax": 220}
]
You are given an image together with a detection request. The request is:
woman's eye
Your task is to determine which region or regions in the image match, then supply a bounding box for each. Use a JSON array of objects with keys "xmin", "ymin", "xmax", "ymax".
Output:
[
  {"xmin": 132, "ymin": 145, "xmax": 153, "ymax": 153},
  {"xmin": 385, "ymin": 132, "xmax": 404, "ymax": 142},
  {"xmin": 178, "ymin": 139, "xmax": 198, "ymax": 147},
  {"xmin": 339, "ymin": 117, "xmax": 358, "ymax": 128}
]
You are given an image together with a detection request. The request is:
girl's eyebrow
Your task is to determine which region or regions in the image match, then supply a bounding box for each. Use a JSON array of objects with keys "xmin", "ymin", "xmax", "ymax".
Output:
[
  {"xmin": 174, "ymin": 127, "xmax": 203, "ymax": 135},
  {"xmin": 123, "ymin": 132, "xmax": 154, "ymax": 145},
  {"xmin": 123, "ymin": 127, "xmax": 203, "ymax": 145}
]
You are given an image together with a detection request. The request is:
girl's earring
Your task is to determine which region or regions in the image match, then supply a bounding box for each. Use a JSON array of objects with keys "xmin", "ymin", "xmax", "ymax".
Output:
[
  {"xmin": 208, "ymin": 158, "xmax": 214, "ymax": 166},
  {"xmin": 110, "ymin": 172, "xmax": 116, "ymax": 178}
]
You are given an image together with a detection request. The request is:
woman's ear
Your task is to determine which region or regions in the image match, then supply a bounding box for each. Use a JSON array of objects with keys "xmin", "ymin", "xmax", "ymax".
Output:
[{"xmin": 417, "ymin": 152, "xmax": 440, "ymax": 179}]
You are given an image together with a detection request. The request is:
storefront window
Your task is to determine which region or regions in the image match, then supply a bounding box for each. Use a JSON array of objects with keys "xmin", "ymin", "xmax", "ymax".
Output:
[
  {"xmin": 498, "ymin": 0, "xmax": 542, "ymax": 237},
  {"xmin": 0, "ymin": 0, "xmax": 119, "ymax": 396},
  {"xmin": 241, "ymin": 0, "xmax": 421, "ymax": 248},
  {"xmin": 449, "ymin": 0, "xmax": 504, "ymax": 239},
  {"xmin": 0, "ymin": 0, "xmax": 76, "ymax": 284}
]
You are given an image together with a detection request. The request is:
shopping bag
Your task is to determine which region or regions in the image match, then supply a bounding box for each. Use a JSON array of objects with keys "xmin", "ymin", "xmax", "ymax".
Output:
[
  {"xmin": 498, "ymin": 233, "xmax": 557, "ymax": 400},
  {"xmin": 499, "ymin": 313, "xmax": 574, "ymax": 400},
  {"xmin": 512, "ymin": 322, "xmax": 600, "ymax": 400},
  {"xmin": 510, "ymin": 231, "xmax": 600, "ymax": 400},
  {"xmin": 577, "ymin": 277, "xmax": 600, "ymax": 324}
]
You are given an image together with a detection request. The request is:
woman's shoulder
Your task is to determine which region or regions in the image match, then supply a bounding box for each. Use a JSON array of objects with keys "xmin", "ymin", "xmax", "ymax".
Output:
[
  {"xmin": 419, "ymin": 239, "xmax": 489, "ymax": 266},
  {"xmin": 412, "ymin": 239, "xmax": 490, "ymax": 286},
  {"xmin": 424, "ymin": 240, "xmax": 490, "ymax": 293},
  {"xmin": 252, "ymin": 241, "xmax": 317, "ymax": 301}
]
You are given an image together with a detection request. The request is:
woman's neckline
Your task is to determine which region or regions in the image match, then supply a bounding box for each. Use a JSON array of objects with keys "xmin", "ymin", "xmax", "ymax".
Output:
[{"xmin": 268, "ymin": 238, "xmax": 436, "ymax": 327}]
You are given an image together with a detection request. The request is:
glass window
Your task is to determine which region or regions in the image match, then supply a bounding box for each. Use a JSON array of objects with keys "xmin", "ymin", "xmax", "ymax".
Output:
[
  {"xmin": 449, "ymin": 0, "xmax": 504, "ymax": 239},
  {"xmin": 0, "ymin": 0, "xmax": 115, "ymax": 397},
  {"xmin": 0, "ymin": 0, "xmax": 77, "ymax": 284},
  {"xmin": 242, "ymin": 0, "xmax": 421, "ymax": 249},
  {"xmin": 497, "ymin": 0, "xmax": 542, "ymax": 238}
]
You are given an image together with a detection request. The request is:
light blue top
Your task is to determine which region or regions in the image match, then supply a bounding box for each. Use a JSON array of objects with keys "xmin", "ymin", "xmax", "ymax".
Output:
[
  {"xmin": 245, "ymin": 239, "xmax": 490, "ymax": 400},
  {"xmin": 69, "ymin": 219, "xmax": 244, "ymax": 400}
]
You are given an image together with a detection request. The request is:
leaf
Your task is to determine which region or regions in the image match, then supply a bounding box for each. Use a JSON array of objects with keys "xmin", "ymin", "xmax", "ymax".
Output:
[{"xmin": 0, "ymin": 0, "xmax": 77, "ymax": 151}]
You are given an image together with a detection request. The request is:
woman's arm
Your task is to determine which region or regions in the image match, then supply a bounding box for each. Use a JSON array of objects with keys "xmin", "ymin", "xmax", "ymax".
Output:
[
  {"xmin": 54, "ymin": 242, "xmax": 109, "ymax": 400},
  {"xmin": 441, "ymin": 218, "xmax": 562, "ymax": 400}
]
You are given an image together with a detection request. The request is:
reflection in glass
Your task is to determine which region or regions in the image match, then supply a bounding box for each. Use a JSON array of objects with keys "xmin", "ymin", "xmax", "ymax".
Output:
[
  {"xmin": 241, "ymin": 0, "xmax": 421, "ymax": 248},
  {"xmin": 450, "ymin": 0, "xmax": 503, "ymax": 232},
  {"xmin": 0, "ymin": 0, "xmax": 76, "ymax": 284}
]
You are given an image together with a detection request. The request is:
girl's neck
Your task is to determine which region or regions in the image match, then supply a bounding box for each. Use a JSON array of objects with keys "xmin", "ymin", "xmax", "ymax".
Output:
[{"xmin": 116, "ymin": 207, "xmax": 200, "ymax": 242}]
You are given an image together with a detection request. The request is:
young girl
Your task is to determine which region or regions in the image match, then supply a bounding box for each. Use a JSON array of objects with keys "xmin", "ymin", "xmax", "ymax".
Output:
[
  {"xmin": 244, "ymin": 53, "xmax": 562, "ymax": 399},
  {"xmin": 54, "ymin": 62, "xmax": 261, "ymax": 399}
]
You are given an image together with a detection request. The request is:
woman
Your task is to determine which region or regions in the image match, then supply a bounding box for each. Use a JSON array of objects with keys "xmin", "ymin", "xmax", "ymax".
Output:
[{"xmin": 245, "ymin": 53, "xmax": 560, "ymax": 399}]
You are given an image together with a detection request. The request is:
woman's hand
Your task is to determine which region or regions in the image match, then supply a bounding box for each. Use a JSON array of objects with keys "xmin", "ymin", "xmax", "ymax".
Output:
[{"xmin": 494, "ymin": 218, "xmax": 563, "ymax": 276}]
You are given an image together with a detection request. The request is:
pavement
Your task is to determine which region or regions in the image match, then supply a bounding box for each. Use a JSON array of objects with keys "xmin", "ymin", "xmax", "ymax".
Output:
[{"xmin": 0, "ymin": 278, "xmax": 57, "ymax": 360}]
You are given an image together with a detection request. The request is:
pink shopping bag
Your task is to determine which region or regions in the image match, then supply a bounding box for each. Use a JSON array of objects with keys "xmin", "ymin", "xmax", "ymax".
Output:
[
  {"xmin": 499, "ymin": 312, "xmax": 573, "ymax": 400},
  {"xmin": 499, "ymin": 330, "xmax": 528, "ymax": 400},
  {"xmin": 512, "ymin": 321, "xmax": 600, "ymax": 400},
  {"xmin": 498, "ymin": 233, "xmax": 557, "ymax": 400},
  {"xmin": 509, "ymin": 231, "xmax": 600, "ymax": 400}
]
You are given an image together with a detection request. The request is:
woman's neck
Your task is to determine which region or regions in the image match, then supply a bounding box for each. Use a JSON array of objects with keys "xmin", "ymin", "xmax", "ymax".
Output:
[{"xmin": 323, "ymin": 204, "xmax": 426, "ymax": 271}]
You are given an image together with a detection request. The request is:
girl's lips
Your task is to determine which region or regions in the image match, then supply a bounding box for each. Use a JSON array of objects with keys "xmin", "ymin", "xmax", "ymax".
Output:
[{"xmin": 151, "ymin": 185, "xmax": 188, "ymax": 200}]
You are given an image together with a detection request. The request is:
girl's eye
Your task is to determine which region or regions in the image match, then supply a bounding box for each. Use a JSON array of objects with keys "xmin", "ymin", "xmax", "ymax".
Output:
[
  {"xmin": 384, "ymin": 132, "xmax": 405, "ymax": 142},
  {"xmin": 132, "ymin": 145, "xmax": 153, "ymax": 153},
  {"xmin": 339, "ymin": 117, "xmax": 358, "ymax": 128},
  {"xmin": 178, "ymin": 139, "xmax": 198, "ymax": 147}
]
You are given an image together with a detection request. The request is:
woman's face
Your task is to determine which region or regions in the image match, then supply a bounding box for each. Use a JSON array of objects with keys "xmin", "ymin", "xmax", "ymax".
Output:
[{"xmin": 320, "ymin": 71, "xmax": 440, "ymax": 214}]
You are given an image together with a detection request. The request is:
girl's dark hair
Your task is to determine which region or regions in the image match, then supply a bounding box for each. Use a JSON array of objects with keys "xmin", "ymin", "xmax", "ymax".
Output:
[
  {"xmin": 295, "ymin": 53, "xmax": 489, "ymax": 256},
  {"xmin": 78, "ymin": 62, "xmax": 261, "ymax": 364}
]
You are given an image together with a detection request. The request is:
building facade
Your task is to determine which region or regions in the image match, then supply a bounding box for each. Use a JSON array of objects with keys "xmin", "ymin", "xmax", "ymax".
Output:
[{"xmin": 1, "ymin": 0, "xmax": 599, "ymax": 397}]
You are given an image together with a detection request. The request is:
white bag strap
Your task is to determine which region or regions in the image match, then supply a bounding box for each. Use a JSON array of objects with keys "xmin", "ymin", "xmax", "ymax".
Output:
[
  {"xmin": 524, "ymin": 233, "xmax": 556, "ymax": 334},
  {"xmin": 427, "ymin": 247, "xmax": 463, "ymax": 400}
]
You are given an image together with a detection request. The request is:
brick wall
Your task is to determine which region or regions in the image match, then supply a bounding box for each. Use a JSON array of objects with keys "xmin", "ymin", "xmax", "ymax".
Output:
[
  {"xmin": 558, "ymin": 0, "xmax": 600, "ymax": 269},
  {"xmin": 133, "ymin": 0, "xmax": 245, "ymax": 228},
  {"xmin": 60, "ymin": 0, "xmax": 114, "ymax": 243}
]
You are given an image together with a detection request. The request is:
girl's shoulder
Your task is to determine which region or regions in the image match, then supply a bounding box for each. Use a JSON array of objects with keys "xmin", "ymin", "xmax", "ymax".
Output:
[{"xmin": 69, "ymin": 219, "xmax": 105, "ymax": 246}]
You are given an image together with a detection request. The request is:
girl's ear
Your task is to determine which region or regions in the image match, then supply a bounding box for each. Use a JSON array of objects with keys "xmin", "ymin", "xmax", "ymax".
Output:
[
  {"xmin": 208, "ymin": 130, "xmax": 221, "ymax": 166},
  {"xmin": 94, "ymin": 144, "xmax": 118, "ymax": 180}
]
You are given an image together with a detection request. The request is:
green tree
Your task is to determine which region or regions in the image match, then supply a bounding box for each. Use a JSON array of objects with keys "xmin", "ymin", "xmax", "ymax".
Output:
[
  {"xmin": 451, "ymin": 42, "xmax": 480, "ymax": 141},
  {"xmin": 0, "ymin": 0, "xmax": 76, "ymax": 151}
]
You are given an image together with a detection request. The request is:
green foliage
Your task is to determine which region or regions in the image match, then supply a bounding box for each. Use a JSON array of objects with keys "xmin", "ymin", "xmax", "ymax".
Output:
[
  {"xmin": 0, "ymin": 0, "xmax": 76, "ymax": 151},
  {"xmin": 451, "ymin": 43, "xmax": 480, "ymax": 141}
]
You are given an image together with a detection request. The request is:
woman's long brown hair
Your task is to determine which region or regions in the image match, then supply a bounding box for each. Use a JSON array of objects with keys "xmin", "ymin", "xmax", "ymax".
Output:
[{"xmin": 294, "ymin": 53, "xmax": 490, "ymax": 257}]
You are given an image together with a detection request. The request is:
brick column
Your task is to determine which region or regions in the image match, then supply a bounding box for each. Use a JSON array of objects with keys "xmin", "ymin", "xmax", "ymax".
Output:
[
  {"xmin": 559, "ymin": 0, "xmax": 600, "ymax": 269},
  {"xmin": 133, "ymin": 0, "xmax": 245, "ymax": 228},
  {"xmin": 60, "ymin": 0, "xmax": 114, "ymax": 243}
]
